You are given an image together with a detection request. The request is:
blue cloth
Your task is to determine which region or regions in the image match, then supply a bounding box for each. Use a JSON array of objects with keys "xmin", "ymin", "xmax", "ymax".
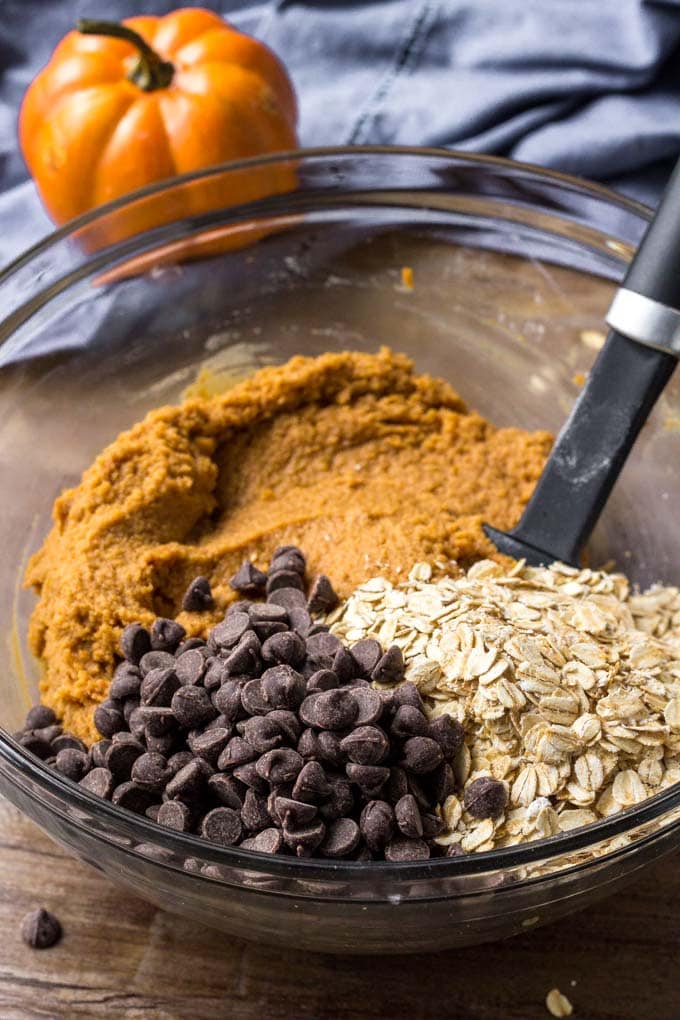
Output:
[{"xmin": 0, "ymin": 0, "xmax": 679, "ymax": 268}]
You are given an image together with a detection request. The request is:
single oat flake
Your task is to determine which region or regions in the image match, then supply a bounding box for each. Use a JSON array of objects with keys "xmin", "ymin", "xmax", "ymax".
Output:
[
  {"xmin": 546, "ymin": 988, "xmax": 574, "ymax": 1017},
  {"xmin": 327, "ymin": 559, "xmax": 680, "ymax": 855}
]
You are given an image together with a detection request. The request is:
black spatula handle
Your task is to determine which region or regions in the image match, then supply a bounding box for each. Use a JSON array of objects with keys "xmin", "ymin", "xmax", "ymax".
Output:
[{"xmin": 624, "ymin": 157, "xmax": 680, "ymax": 307}]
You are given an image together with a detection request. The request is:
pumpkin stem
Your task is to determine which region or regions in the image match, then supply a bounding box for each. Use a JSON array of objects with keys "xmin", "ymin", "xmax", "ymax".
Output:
[{"xmin": 76, "ymin": 18, "xmax": 174, "ymax": 92}]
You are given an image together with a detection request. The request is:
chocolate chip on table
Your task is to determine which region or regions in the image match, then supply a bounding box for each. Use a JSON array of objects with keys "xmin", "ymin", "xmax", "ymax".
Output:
[
  {"xmin": 112, "ymin": 780, "xmax": 157, "ymax": 815},
  {"xmin": 182, "ymin": 576, "xmax": 214, "ymax": 613},
  {"xmin": 371, "ymin": 645, "xmax": 405, "ymax": 685},
  {"xmin": 139, "ymin": 650, "xmax": 176, "ymax": 676},
  {"xmin": 175, "ymin": 649, "xmax": 207, "ymax": 686},
  {"xmin": 395, "ymin": 793, "xmax": 423, "ymax": 838},
  {"xmin": 307, "ymin": 574, "xmax": 339, "ymax": 615},
  {"xmin": 209, "ymin": 612, "xmax": 251, "ymax": 652},
  {"xmin": 350, "ymin": 638, "xmax": 383, "ymax": 678},
  {"xmin": 140, "ymin": 668, "xmax": 180, "ymax": 708},
  {"xmin": 24, "ymin": 705, "xmax": 57, "ymax": 731},
  {"xmin": 131, "ymin": 752, "xmax": 173, "ymax": 792},
  {"xmin": 110, "ymin": 662, "xmax": 142, "ymax": 700},
  {"xmin": 157, "ymin": 800, "xmax": 193, "ymax": 832},
  {"xmin": 320, "ymin": 817, "xmax": 360, "ymax": 857},
  {"xmin": 240, "ymin": 827, "xmax": 282, "ymax": 854},
  {"xmin": 150, "ymin": 618, "xmax": 186, "ymax": 654},
  {"xmin": 463, "ymin": 776, "xmax": 509, "ymax": 819},
  {"xmin": 401, "ymin": 736, "xmax": 444, "ymax": 775},
  {"xmin": 80, "ymin": 767, "xmax": 114, "ymax": 799},
  {"xmin": 171, "ymin": 686, "xmax": 217, "ymax": 729},
  {"xmin": 261, "ymin": 631, "xmax": 306, "ymax": 668},
  {"xmin": 120, "ymin": 623, "xmax": 151, "ymax": 665},
  {"xmin": 384, "ymin": 837, "xmax": 431, "ymax": 862},
  {"xmin": 229, "ymin": 561, "xmax": 267, "ymax": 596},
  {"xmin": 21, "ymin": 908, "xmax": 62, "ymax": 950},
  {"xmin": 201, "ymin": 807, "xmax": 243, "ymax": 846},
  {"xmin": 54, "ymin": 748, "xmax": 89, "ymax": 782},
  {"xmin": 360, "ymin": 800, "xmax": 395, "ymax": 852},
  {"xmin": 93, "ymin": 701, "xmax": 126, "ymax": 739}
]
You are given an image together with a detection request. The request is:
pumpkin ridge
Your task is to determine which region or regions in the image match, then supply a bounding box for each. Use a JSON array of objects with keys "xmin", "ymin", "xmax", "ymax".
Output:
[{"xmin": 92, "ymin": 92, "xmax": 174, "ymax": 208}]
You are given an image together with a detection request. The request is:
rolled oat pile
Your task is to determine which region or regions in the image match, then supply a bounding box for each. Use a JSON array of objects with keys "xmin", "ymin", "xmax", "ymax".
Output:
[{"xmin": 326, "ymin": 559, "xmax": 680, "ymax": 853}]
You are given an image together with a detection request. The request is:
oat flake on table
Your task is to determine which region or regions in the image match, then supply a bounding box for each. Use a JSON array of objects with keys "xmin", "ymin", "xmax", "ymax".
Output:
[{"xmin": 325, "ymin": 559, "xmax": 680, "ymax": 854}]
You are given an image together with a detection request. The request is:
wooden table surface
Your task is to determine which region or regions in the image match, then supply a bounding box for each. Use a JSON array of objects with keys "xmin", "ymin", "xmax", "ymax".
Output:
[{"xmin": 0, "ymin": 796, "xmax": 677, "ymax": 1020}]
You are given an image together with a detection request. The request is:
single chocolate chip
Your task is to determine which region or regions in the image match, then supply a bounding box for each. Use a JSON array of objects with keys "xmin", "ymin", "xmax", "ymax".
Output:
[
  {"xmin": 110, "ymin": 662, "xmax": 143, "ymax": 700},
  {"xmin": 157, "ymin": 800, "xmax": 192, "ymax": 831},
  {"xmin": 350, "ymin": 638, "xmax": 383, "ymax": 677},
  {"xmin": 80, "ymin": 767, "xmax": 114, "ymax": 799},
  {"xmin": 150, "ymin": 618, "xmax": 186, "ymax": 654},
  {"xmin": 425, "ymin": 762, "xmax": 456, "ymax": 804},
  {"xmin": 123, "ymin": 697, "xmax": 141, "ymax": 726},
  {"xmin": 360, "ymin": 800, "xmax": 395, "ymax": 851},
  {"xmin": 178, "ymin": 637, "xmax": 209, "ymax": 654},
  {"xmin": 318, "ymin": 777, "xmax": 355, "ymax": 821},
  {"xmin": 139, "ymin": 650, "xmax": 176, "ymax": 676},
  {"xmin": 428, "ymin": 715, "xmax": 465, "ymax": 758},
  {"xmin": 256, "ymin": 748, "xmax": 304, "ymax": 785},
  {"xmin": 273, "ymin": 544, "xmax": 306, "ymax": 564},
  {"xmin": 401, "ymin": 736, "xmax": 444, "ymax": 775},
  {"xmin": 171, "ymin": 686, "xmax": 217, "ymax": 729},
  {"xmin": 52, "ymin": 734, "xmax": 87, "ymax": 755},
  {"xmin": 21, "ymin": 908, "xmax": 62, "ymax": 949},
  {"xmin": 266, "ymin": 709, "xmax": 301, "ymax": 745},
  {"xmin": 261, "ymin": 631, "xmax": 306, "ymax": 668},
  {"xmin": 209, "ymin": 612, "xmax": 251, "ymax": 652},
  {"xmin": 249, "ymin": 602, "xmax": 289, "ymax": 624},
  {"xmin": 282, "ymin": 819, "xmax": 326, "ymax": 857},
  {"xmin": 274, "ymin": 796, "xmax": 317, "ymax": 828},
  {"xmin": 346, "ymin": 763, "xmax": 390, "ymax": 798},
  {"xmin": 211, "ymin": 680, "xmax": 242, "ymax": 721},
  {"xmin": 320, "ymin": 817, "xmax": 360, "ymax": 857},
  {"xmin": 203, "ymin": 659, "xmax": 227, "ymax": 693},
  {"xmin": 307, "ymin": 574, "xmax": 339, "ymax": 615},
  {"xmin": 218, "ymin": 736, "xmax": 258, "ymax": 771},
  {"xmin": 141, "ymin": 668, "xmax": 180, "ymax": 708},
  {"xmin": 292, "ymin": 760, "xmax": 332, "ymax": 804},
  {"xmin": 241, "ymin": 788, "xmax": 272, "ymax": 831},
  {"xmin": 208, "ymin": 773, "xmax": 244, "ymax": 809},
  {"xmin": 232, "ymin": 761, "xmax": 269, "ymax": 795},
  {"xmin": 315, "ymin": 730, "xmax": 345, "ymax": 769},
  {"xmin": 201, "ymin": 807, "xmax": 242, "ymax": 846},
  {"xmin": 145, "ymin": 732, "xmax": 176, "ymax": 757},
  {"xmin": 105, "ymin": 738, "xmax": 145, "ymax": 780},
  {"xmin": 384, "ymin": 837, "xmax": 430, "ymax": 862},
  {"xmin": 261, "ymin": 665, "xmax": 306, "ymax": 711},
  {"xmin": 54, "ymin": 748, "xmax": 89, "ymax": 782},
  {"xmin": 340, "ymin": 726, "xmax": 390, "ymax": 766},
  {"xmin": 131, "ymin": 752, "xmax": 173, "ymax": 793},
  {"xmin": 34, "ymin": 724, "xmax": 62, "ymax": 745},
  {"xmin": 167, "ymin": 750, "xmax": 194, "ymax": 774},
  {"xmin": 305, "ymin": 632, "xmax": 342, "ymax": 672},
  {"xmin": 88, "ymin": 740, "xmax": 112, "ymax": 770},
  {"xmin": 371, "ymin": 645, "xmax": 405, "ymax": 685},
  {"xmin": 112, "ymin": 781, "xmax": 157, "ymax": 814},
  {"xmin": 395, "ymin": 793, "xmax": 423, "ymax": 838},
  {"xmin": 146, "ymin": 804, "xmax": 161, "ymax": 822},
  {"xmin": 268, "ymin": 586, "xmax": 307, "ymax": 612},
  {"xmin": 182, "ymin": 575, "xmax": 214, "ymax": 613},
  {"xmin": 306, "ymin": 669, "xmax": 340, "ymax": 694},
  {"xmin": 266, "ymin": 569, "xmax": 304, "ymax": 595},
  {"xmin": 165, "ymin": 759, "xmax": 212, "ymax": 802},
  {"xmin": 174, "ymin": 649, "xmax": 207, "ymax": 686},
  {"xmin": 297, "ymin": 727, "xmax": 321, "ymax": 760},
  {"xmin": 288, "ymin": 606, "xmax": 313, "ymax": 636},
  {"xmin": 240, "ymin": 678, "xmax": 270, "ymax": 716},
  {"xmin": 188, "ymin": 727, "xmax": 232, "ymax": 764},
  {"xmin": 229, "ymin": 561, "xmax": 267, "ymax": 596},
  {"xmin": 463, "ymin": 777, "xmax": 508, "ymax": 820},
  {"xmin": 393, "ymin": 682, "xmax": 426, "ymax": 712},
  {"xmin": 351, "ymin": 687, "xmax": 383, "ymax": 726},
  {"xmin": 18, "ymin": 732, "xmax": 53, "ymax": 760},
  {"xmin": 270, "ymin": 546, "xmax": 306, "ymax": 573},
  {"xmin": 242, "ymin": 716, "xmax": 283, "ymax": 753},
  {"xmin": 421, "ymin": 812, "xmax": 444, "ymax": 840},
  {"xmin": 93, "ymin": 701, "xmax": 126, "ymax": 739},
  {"xmin": 224, "ymin": 631, "xmax": 261, "ymax": 677},
  {"xmin": 121, "ymin": 623, "xmax": 151, "ymax": 664},
  {"xmin": 390, "ymin": 704, "xmax": 429, "ymax": 740},
  {"xmin": 135, "ymin": 706, "xmax": 176, "ymax": 737},
  {"xmin": 332, "ymin": 646, "xmax": 356, "ymax": 684},
  {"xmin": 24, "ymin": 705, "xmax": 57, "ymax": 730},
  {"xmin": 308, "ymin": 688, "xmax": 358, "ymax": 731},
  {"xmin": 241, "ymin": 827, "xmax": 282, "ymax": 854}
]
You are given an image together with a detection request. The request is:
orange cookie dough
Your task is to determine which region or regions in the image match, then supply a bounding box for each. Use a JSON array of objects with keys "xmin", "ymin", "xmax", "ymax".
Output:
[{"xmin": 25, "ymin": 348, "xmax": 551, "ymax": 742}]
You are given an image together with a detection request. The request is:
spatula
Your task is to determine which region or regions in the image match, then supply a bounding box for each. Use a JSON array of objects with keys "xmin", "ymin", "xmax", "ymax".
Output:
[{"xmin": 484, "ymin": 160, "xmax": 680, "ymax": 566}]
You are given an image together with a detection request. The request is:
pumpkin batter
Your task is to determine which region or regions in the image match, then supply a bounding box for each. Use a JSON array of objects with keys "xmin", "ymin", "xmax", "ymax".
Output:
[{"xmin": 25, "ymin": 348, "xmax": 551, "ymax": 742}]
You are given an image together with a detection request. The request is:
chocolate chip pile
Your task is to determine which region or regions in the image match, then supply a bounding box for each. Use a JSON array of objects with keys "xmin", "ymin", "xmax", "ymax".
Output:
[{"xmin": 16, "ymin": 546, "xmax": 472, "ymax": 861}]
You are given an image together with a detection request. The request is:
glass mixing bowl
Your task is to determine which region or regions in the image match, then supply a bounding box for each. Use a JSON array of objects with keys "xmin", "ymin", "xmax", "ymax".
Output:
[{"xmin": 0, "ymin": 148, "xmax": 678, "ymax": 954}]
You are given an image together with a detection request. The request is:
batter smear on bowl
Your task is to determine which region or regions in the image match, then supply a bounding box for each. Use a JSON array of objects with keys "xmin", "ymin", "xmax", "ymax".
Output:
[{"xmin": 25, "ymin": 348, "xmax": 551, "ymax": 742}]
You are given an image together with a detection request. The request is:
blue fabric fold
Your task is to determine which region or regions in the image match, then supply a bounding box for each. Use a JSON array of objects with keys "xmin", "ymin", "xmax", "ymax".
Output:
[{"xmin": 0, "ymin": 0, "xmax": 678, "ymax": 269}]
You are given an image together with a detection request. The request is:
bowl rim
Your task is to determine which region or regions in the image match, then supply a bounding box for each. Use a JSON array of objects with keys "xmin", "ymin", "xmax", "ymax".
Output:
[{"xmin": 2, "ymin": 143, "xmax": 675, "ymax": 884}]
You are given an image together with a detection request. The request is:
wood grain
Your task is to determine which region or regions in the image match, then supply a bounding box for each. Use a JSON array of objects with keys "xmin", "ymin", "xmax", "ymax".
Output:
[{"xmin": 0, "ymin": 796, "xmax": 678, "ymax": 1019}]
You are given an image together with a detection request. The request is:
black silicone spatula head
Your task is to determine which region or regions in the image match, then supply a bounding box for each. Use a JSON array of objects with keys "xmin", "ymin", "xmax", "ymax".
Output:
[{"xmin": 484, "ymin": 158, "xmax": 680, "ymax": 567}]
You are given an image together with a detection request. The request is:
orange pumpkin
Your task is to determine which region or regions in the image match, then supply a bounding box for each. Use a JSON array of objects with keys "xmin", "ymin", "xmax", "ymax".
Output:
[{"xmin": 19, "ymin": 8, "xmax": 299, "ymax": 234}]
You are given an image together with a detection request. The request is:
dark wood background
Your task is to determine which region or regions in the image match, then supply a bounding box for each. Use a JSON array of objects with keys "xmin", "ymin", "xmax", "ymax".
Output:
[{"xmin": 0, "ymin": 796, "xmax": 677, "ymax": 1019}]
